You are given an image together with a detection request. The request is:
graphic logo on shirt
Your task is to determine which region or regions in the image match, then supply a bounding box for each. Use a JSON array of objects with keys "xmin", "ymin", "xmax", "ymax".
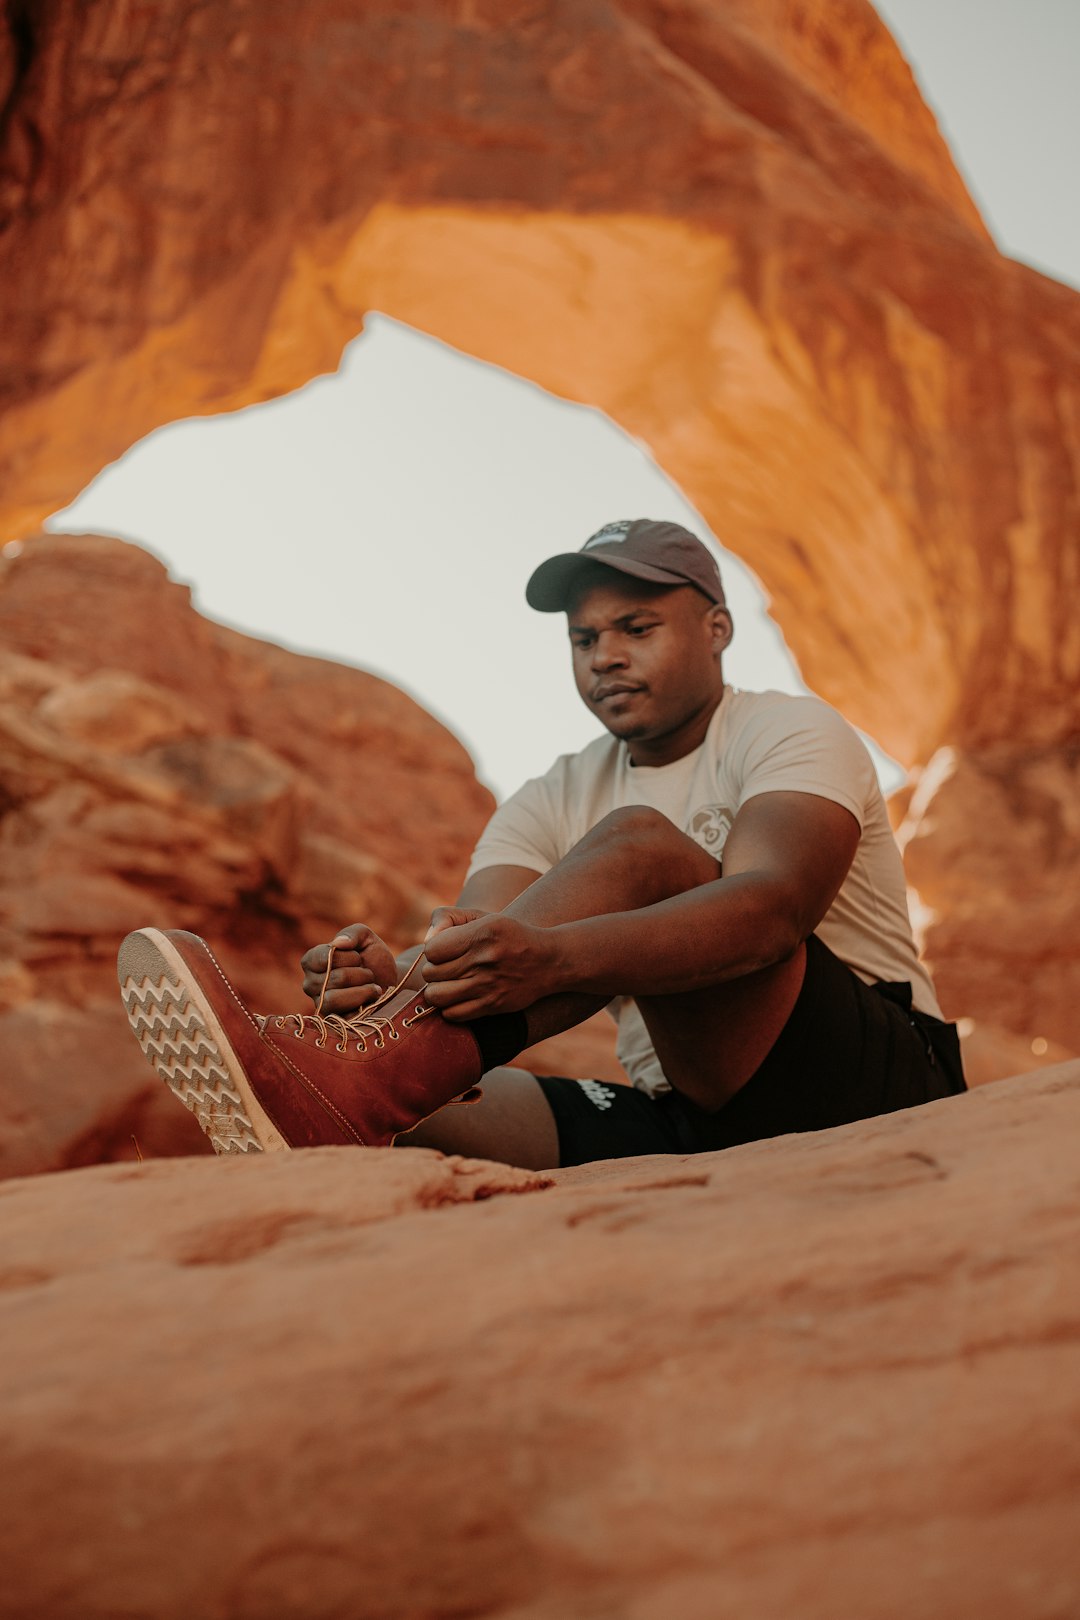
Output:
[
  {"xmin": 583, "ymin": 521, "xmax": 633, "ymax": 550},
  {"xmin": 690, "ymin": 804, "xmax": 733, "ymax": 853},
  {"xmin": 578, "ymin": 1079, "xmax": 618, "ymax": 1112}
]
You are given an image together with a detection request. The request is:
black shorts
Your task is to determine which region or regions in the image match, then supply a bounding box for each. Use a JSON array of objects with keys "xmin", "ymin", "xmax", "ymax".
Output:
[{"xmin": 534, "ymin": 933, "xmax": 966, "ymax": 1167}]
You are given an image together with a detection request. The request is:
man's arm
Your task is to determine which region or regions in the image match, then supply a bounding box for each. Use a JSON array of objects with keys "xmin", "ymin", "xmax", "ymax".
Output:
[
  {"xmin": 557, "ymin": 790, "xmax": 859, "ymax": 996},
  {"xmin": 454, "ymin": 865, "xmax": 541, "ymax": 915},
  {"xmin": 422, "ymin": 792, "xmax": 859, "ymax": 1014}
]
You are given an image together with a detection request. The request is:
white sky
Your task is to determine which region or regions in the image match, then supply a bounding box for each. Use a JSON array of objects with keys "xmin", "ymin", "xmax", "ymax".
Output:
[
  {"xmin": 875, "ymin": 0, "xmax": 1080, "ymax": 291},
  {"xmin": 46, "ymin": 1, "xmax": 1080, "ymax": 800}
]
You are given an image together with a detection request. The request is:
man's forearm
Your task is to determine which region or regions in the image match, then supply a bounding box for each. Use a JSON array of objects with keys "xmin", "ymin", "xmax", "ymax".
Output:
[{"xmin": 546, "ymin": 876, "xmax": 803, "ymax": 999}]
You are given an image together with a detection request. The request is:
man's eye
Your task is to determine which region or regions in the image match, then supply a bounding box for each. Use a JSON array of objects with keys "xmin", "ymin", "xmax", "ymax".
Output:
[
  {"xmin": 627, "ymin": 623, "xmax": 653, "ymax": 636},
  {"xmin": 572, "ymin": 637, "xmax": 594, "ymax": 651}
]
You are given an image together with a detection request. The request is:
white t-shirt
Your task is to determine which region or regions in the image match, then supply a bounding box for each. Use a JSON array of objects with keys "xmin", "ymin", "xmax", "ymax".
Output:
[{"xmin": 467, "ymin": 687, "xmax": 942, "ymax": 1096}]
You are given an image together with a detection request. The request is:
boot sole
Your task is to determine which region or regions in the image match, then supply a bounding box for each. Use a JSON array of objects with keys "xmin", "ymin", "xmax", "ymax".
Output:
[{"xmin": 117, "ymin": 927, "xmax": 288, "ymax": 1156}]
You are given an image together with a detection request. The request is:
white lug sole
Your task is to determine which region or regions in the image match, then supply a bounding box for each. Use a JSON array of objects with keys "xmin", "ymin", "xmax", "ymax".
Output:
[{"xmin": 117, "ymin": 927, "xmax": 288, "ymax": 1155}]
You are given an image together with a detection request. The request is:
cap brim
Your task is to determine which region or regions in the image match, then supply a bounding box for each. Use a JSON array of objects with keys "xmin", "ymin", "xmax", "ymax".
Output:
[{"xmin": 525, "ymin": 552, "xmax": 697, "ymax": 612}]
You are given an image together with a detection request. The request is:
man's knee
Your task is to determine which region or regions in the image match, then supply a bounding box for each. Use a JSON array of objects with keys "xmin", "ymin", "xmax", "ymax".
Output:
[
  {"xmin": 583, "ymin": 805, "xmax": 681, "ymax": 846},
  {"xmin": 574, "ymin": 806, "xmax": 717, "ymax": 886}
]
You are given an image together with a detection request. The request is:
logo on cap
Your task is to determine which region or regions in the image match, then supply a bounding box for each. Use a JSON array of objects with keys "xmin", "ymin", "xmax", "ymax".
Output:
[{"xmin": 583, "ymin": 521, "xmax": 633, "ymax": 550}]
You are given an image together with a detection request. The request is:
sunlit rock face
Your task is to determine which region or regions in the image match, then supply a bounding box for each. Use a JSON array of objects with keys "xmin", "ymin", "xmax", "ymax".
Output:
[
  {"xmin": 899, "ymin": 744, "xmax": 1080, "ymax": 1056},
  {"xmin": 1, "ymin": 1, "xmax": 1078, "ymax": 1063},
  {"xmin": 0, "ymin": 533, "xmax": 496, "ymax": 1174}
]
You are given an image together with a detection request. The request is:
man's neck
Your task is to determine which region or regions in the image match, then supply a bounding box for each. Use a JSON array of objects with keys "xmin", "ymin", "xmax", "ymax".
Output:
[{"xmin": 626, "ymin": 689, "xmax": 725, "ymax": 768}]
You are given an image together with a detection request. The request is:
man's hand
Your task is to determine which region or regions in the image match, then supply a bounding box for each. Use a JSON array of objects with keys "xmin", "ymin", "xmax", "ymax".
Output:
[
  {"xmin": 300, "ymin": 924, "xmax": 399, "ymax": 1015},
  {"xmin": 421, "ymin": 912, "xmax": 560, "ymax": 1021}
]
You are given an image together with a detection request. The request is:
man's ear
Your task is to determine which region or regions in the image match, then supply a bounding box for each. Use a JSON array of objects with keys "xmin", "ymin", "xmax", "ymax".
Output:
[{"xmin": 709, "ymin": 606, "xmax": 734, "ymax": 655}]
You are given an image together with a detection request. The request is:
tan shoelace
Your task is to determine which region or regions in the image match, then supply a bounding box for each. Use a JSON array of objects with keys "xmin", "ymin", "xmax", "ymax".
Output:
[{"xmin": 274, "ymin": 945, "xmax": 434, "ymax": 1054}]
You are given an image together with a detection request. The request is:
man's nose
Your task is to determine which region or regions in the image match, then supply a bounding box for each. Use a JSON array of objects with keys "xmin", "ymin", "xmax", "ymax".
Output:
[{"xmin": 590, "ymin": 633, "xmax": 628, "ymax": 670}]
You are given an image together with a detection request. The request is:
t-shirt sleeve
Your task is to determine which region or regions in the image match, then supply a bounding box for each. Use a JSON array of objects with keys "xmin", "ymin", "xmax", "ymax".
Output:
[
  {"xmin": 465, "ymin": 772, "xmax": 566, "ymax": 879},
  {"xmin": 731, "ymin": 696, "xmax": 877, "ymax": 830}
]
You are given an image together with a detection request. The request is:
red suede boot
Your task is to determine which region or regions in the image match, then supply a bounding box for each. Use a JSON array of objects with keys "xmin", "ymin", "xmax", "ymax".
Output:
[{"xmin": 117, "ymin": 928, "xmax": 483, "ymax": 1154}]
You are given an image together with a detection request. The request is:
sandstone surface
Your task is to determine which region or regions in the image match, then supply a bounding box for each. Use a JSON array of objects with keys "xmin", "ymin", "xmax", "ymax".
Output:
[
  {"xmin": 2, "ymin": 0, "xmax": 1079, "ymax": 1062},
  {"xmin": 0, "ymin": 532, "xmax": 621, "ymax": 1177},
  {"xmin": 899, "ymin": 744, "xmax": 1080, "ymax": 1056},
  {"xmin": 1, "ymin": 1065, "xmax": 1078, "ymax": 1618}
]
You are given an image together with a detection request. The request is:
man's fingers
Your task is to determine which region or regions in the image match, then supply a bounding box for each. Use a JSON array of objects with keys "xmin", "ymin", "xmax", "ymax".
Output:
[
  {"xmin": 324, "ymin": 966, "xmax": 381, "ymax": 991},
  {"xmin": 301, "ymin": 924, "xmax": 380, "ymax": 969},
  {"xmin": 422, "ymin": 949, "xmax": 485, "ymax": 983},
  {"xmin": 301, "ymin": 942, "xmax": 368, "ymax": 977},
  {"xmin": 421, "ymin": 977, "xmax": 464, "ymax": 1005},
  {"xmin": 300, "ymin": 942, "xmax": 331, "ymax": 976},
  {"xmin": 422, "ymin": 953, "xmax": 463, "ymax": 982},
  {"xmin": 302, "ymin": 963, "xmax": 381, "ymax": 1003},
  {"xmin": 438, "ymin": 1000, "xmax": 492, "ymax": 1023},
  {"xmin": 300, "ymin": 922, "xmax": 399, "ymax": 1013},
  {"xmin": 300, "ymin": 951, "xmax": 365, "ymax": 990},
  {"xmin": 425, "ymin": 906, "xmax": 485, "ymax": 942},
  {"xmin": 425, "ymin": 907, "xmax": 458, "ymax": 939},
  {"xmin": 423, "ymin": 919, "xmax": 485, "ymax": 967},
  {"xmin": 313, "ymin": 983, "xmax": 384, "ymax": 1015},
  {"xmin": 329, "ymin": 923, "xmax": 379, "ymax": 950},
  {"xmin": 422, "ymin": 980, "xmax": 492, "ymax": 1019}
]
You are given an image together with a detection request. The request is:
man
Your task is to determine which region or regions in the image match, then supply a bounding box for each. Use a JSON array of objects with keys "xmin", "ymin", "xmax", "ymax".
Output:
[{"xmin": 118, "ymin": 519, "xmax": 964, "ymax": 1169}]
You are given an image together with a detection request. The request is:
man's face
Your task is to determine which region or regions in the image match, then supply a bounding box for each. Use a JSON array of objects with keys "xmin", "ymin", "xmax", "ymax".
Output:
[{"xmin": 565, "ymin": 572, "xmax": 731, "ymax": 762}]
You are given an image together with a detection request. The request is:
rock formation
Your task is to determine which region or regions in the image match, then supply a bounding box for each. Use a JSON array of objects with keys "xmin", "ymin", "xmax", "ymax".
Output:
[
  {"xmin": 2, "ymin": 0, "xmax": 1078, "ymax": 1062},
  {"xmin": 1, "ymin": 1064, "xmax": 1078, "ymax": 1618},
  {"xmin": 899, "ymin": 742, "xmax": 1080, "ymax": 1056}
]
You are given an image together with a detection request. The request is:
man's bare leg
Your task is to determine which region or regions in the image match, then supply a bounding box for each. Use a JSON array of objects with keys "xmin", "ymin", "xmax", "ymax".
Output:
[
  {"xmin": 395, "ymin": 1067, "xmax": 560, "ymax": 1168},
  {"xmin": 403, "ymin": 806, "xmax": 805, "ymax": 1163}
]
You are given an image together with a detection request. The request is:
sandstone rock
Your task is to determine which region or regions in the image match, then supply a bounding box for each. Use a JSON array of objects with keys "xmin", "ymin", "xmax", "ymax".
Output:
[
  {"xmin": 0, "ymin": 957, "xmax": 33, "ymax": 1013},
  {"xmin": 899, "ymin": 745, "xmax": 1080, "ymax": 1056},
  {"xmin": 34, "ymin": 669, "xmax": 208, "ymax": 754},
  {"xmin": 0, "ymin": 533, "xmax": 519, "ymax": 1176},
  {"xmin": 0, "ymin": 999, "xmax": 209, "ymax": 1180},
  {"xmin": 0, "ymin": 1066, "xmax": 1077, "ymax": 1618},
  {"xmin": 293, "ymin": 831, "xmax": 436, "ymax": 947}
]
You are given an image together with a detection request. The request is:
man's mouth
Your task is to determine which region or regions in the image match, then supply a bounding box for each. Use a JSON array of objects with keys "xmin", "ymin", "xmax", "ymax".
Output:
[{"xmin": 593, "ymin": 683, "xmax": 644, "ymax": 702}]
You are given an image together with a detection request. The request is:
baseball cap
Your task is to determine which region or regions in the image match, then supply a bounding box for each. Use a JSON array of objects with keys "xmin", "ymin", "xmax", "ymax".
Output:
[{"xmin": 525, "ymin": 519, "xmax": 728, "ymax": 613}]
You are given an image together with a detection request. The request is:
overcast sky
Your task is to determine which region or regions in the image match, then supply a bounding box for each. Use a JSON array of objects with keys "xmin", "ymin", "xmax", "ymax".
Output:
[{"xmin": 46, "ymin": 1, "xmax": 1080, "ymax": 800}]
